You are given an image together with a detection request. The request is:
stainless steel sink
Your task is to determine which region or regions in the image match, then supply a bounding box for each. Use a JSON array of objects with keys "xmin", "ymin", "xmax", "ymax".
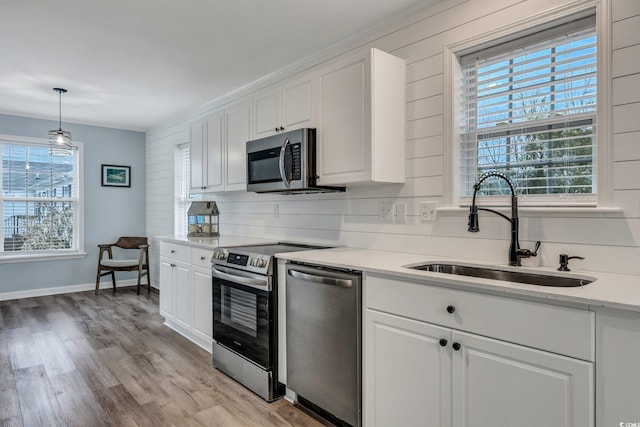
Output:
[{"xmin": 405, "ymin": 262, "xmax": 595, "ymax": 287}]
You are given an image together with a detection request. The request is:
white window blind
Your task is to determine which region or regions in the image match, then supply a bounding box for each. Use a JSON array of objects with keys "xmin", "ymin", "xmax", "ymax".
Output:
[
  {"xmin": 1, "ymin": 141, "xmax": 79, "ymax": 253},
  {"xmin": 175, "ymin": 143, "xmax": 190, "ymax": 236},
  {"xmin": 459, "ymin": 19, "xmax": 597, "ymax": 203}
]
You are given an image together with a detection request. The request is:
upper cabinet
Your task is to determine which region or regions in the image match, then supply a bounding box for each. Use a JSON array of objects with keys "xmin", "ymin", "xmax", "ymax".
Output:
[
  {"xmin": 225, "ymin": 98, "xmax": 252, "ymax": 192},
  {"xmin": 190, "ymin": 110, "xmax": 224, "ymax": 193},
  {"xmin": 253, "ymin": 76, "xmax": 316, "ymax": 139},
  {"xmin": 316, "ymin": 48, "xmax": 406, "ymax": 186},
  {"xmin": 190, "ymin": 97, "xmax": 252, "ymax": 194}
]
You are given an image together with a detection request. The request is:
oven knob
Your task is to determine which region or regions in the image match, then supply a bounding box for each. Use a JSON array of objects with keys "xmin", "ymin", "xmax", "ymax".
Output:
[
  {"xmin": 249, "ymin": 259, "xmax": 256, "ymax": 267},
  {"xmin": 257, "ymin": 259, "xmax": 266, "ymax": 268}
]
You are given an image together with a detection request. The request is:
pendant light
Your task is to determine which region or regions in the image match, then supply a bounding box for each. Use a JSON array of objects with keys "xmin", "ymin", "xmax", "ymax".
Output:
[{"xmin": 48, "ymin": 87, "xmax": 72, "ymax": 149}]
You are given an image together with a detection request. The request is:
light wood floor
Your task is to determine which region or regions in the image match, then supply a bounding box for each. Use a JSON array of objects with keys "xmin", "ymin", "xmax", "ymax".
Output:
[{"xmin": 0, "ymin": 287, "xmax": 329, "ymax": 427}]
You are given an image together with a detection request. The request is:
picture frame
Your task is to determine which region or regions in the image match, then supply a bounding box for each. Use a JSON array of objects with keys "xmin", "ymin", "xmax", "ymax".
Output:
[{"xmin": 101, "ymin": 164, "xmax": 131, "ymax": 187}]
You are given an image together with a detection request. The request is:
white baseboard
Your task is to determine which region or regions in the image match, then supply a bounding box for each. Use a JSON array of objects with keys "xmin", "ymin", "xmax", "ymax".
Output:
[{"xmin": 0, "ymin": 279, "xmax": 160, "ymax": 302}]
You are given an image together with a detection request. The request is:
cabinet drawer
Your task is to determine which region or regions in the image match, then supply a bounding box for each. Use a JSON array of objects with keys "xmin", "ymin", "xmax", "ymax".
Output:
[
  {"xmin": 365, "ymin": 273, "xmax": 594, "ymax": 361},
  {"xmin": 191, "ymin": 247, "xmax": 214, "ymax": 269},
  {"xmin": 159, "ymin": 241, "xmax": 190, "ymax": 263}
]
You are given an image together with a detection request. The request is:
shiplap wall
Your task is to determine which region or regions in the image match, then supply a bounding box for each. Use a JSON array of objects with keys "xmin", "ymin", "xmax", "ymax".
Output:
[{"xmin": 146, "ymin": 0, "xmax": 640, "ymax": 278}]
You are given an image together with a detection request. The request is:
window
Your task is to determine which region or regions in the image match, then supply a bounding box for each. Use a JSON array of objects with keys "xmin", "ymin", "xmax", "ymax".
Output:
[
  {"xmin": 459, "ymin": 15, "xmax": 597, "ymax": 204},
  {"xmin": 1, "ymin": 138, "xmax": 82, "ymax": 258},
  {"xmin": 174, "ymin": 143, "xmax": 200, "ymax": 235}
]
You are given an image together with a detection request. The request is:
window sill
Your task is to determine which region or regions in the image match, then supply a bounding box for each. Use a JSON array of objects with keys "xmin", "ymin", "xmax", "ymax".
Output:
[
  {"xmin": 0, "ymin": 251, "xmax": 88, "ymax": 264},
  {"xmin": 438, "ymin": 206, "xmax": 624, "ymax": 218}
]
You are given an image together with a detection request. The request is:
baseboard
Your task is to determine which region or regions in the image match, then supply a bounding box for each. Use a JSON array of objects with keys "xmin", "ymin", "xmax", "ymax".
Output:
[{"xmin": 0, "ymin": 280, "xmax": 160, "ymax": 302}]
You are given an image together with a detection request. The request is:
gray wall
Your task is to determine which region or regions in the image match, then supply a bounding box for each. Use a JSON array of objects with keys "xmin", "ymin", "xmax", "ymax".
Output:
[{"xmin": 0, "ymin": 113, "xmax": 146, "ymax": 294}]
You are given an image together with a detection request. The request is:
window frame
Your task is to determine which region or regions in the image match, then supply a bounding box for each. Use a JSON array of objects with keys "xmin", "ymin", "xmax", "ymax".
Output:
[
  {"xmin": 0, "ymin": 134, "xmax": 85, "ymax": 263},
  {"xmin": 443, "ymin": 1, "xmax": 612, "ymax": 209}
]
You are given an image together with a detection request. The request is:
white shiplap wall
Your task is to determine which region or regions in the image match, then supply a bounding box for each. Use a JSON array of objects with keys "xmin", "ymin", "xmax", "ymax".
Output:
[{"xmin": 146, "ymin": 0, "xmax": 640, "ymax": 278}]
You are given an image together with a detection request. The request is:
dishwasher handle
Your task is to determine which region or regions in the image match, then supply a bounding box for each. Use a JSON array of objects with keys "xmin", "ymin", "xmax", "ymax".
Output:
[{"xmin": 288, "ymin": 268, "xmax": 353, "ymax": 288}]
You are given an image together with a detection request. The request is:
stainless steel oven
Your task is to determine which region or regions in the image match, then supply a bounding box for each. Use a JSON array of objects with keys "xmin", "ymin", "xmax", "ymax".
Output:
[{"xmin": 211, "ymin": 242, "xmax": 327, "ymax": 402}]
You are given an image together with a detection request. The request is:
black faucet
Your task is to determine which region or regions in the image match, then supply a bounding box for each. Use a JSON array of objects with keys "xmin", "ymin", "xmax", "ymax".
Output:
[{"xmin": 468, "ymin": 171, "xmax": 540, "ymax": 266}]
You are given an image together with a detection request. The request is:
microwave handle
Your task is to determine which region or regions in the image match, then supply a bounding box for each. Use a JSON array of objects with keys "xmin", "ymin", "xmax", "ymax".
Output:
[{"xmin": 278, "ymin": 137, "xmax": 291, "ymax": 188}]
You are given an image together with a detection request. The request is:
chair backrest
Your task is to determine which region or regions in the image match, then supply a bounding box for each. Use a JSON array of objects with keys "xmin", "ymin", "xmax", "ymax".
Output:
[{"xmin": 114, "ymin": 236, "xmax": 148, "ymax": 249}]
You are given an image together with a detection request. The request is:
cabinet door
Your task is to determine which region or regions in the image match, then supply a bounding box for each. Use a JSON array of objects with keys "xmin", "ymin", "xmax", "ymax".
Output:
[
  {"xmin": 282, "ymin": 77, "xmax": 315, "ymax": 130},
  {"xmin": 204, "ymin": 111, "xmax": 225, "ymax": 191},
  {"xmin": 596, "ymin": 308, "xmax": 640, "ymax": 426},
  {"xmin": 452, "ymin": 331, "xmax": 593, "ymax": 427},
  {"xmin": 159, "ymin": 257, "xmax": 175, "ymax": 319},
  {"xmin": 189, "ymin": 120, "xmax": 205, "ymax": 192},
  {"xmin": 225, "ymin": 99, "xmax": 251, "ymax": 191},
  {"xmin": 254, "ymin": 88, "xmax": 281, "ymax": 138},
  {"xmin": 191, "ymin": 267, "xmax": 213, "ymax": 344},
  {"xmin": 173, "ymin": 262, "xmax": 192, "ymax": 329},
  {"xmin": 365, "ymin": 309, "xmax": 452, "ymax": 427},
  {"xmin": 317, "ymin": 54, "xmax": 369, "ymax": 185}
]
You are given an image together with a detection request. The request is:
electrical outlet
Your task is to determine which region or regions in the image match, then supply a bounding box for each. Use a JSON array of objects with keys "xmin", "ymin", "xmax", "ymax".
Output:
[
  {"xmin": 420, "ymin": 201, "xmax": 438, "ymax": 222},
  {"xmin": 379, "ymin": 202, "xmax": 395, "ymax": 222}
]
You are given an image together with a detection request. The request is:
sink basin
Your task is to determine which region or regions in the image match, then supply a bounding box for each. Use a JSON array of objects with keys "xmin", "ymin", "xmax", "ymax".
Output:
[{"xmin": 405, "ymin": 262, "xmax": 595, "ymax": 287}]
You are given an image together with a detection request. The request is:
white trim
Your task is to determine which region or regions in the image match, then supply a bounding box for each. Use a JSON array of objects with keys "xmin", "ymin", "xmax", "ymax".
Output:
[
  {"xmin": 437, "ymin": 206, "xmax": 623, "ymax": 218},
  {"xmin": 0, "ymin": 279, "xmax": 159, "ymax": 302},
  {"xmin": 0, "ymin": 251, "xmax": 87, "ymax": 264},
  {"xmin": 443, "ymin": 0, "xmax": 612, "ymax": 208}
]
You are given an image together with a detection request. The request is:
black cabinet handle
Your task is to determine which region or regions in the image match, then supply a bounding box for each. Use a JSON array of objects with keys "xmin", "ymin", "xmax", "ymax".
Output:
[
  {"xmin": 275, "ymin": 127, "xmax": 279, "ymax": 132},
  {"xmin": 439, "ymin": 339, "xmax": 448, "ymax": 347},
  {"xmin": 446, "ymin": 305, "xmax": 456, "ymax": 314},
  {"xmin": 452, "ymin": 342, "xmax": 461, "ymax": 351},
  {"xmin": 279, "ymin": 126, "xmax": 284, "ymax": 131},
  {"xmin": 170, "ymin": 250, "xmax": 175, "ymax": 253}
]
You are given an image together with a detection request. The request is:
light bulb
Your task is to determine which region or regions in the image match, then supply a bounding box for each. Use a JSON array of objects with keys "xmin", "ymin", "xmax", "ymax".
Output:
[{"xmin": 57, "ymin": 132, "xmax": 64, "ymax": 144}]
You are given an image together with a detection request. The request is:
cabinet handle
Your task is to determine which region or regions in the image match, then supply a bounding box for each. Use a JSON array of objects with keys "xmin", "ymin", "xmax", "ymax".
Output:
[
  {"xmin": 446, "ymin": 305, "xmax": 456, "ymax": 314},
  {"xmin": 200, "ymin": 256, "xmax": 206, "ymax": 260},
  {"xmin": 279, "ymin": 126, "xmax": 284, "ymax": 131},
  {"xmin": 170, "ymin": 264, "xmax": 176, "ymax": 268},
  {"xmin": 439, "ymin": 339, "xmax": 448, "ymax": 347},
  {"xmin": 452, "ymin": 342, "xmax": 461, "ymax": 351},
  {"xmin": 170, "ymin": 250, "xmax": 175, "ymax": 253}
]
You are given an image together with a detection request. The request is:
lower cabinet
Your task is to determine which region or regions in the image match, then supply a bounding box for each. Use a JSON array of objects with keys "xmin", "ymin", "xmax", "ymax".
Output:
[
  {"xmin": 364, "ymin": 274, "xmax": 594, "ymax": 427},
  {"xmin": 159, "ymin": 242, "xmax": 214, "ymax": 352}
]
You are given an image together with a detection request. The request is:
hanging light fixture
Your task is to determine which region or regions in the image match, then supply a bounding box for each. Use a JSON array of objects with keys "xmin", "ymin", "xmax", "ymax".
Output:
[{"xmin": 48, "ymin": 87, "xmax": 72, "ymax": 149}]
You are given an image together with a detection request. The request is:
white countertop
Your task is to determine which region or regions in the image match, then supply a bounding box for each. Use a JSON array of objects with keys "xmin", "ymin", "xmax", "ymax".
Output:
[
  {"xmin": 276, "ymin": 247, "xmax": 640, "ymax": 313},
  {"xmin": 158, "ymin": 235, "xmax": 275, "ymax": 250}
]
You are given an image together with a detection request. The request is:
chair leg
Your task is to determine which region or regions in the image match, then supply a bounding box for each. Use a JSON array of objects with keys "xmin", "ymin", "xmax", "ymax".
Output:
[
  {"xmin": 136, "ymin": 269, "xmax": 142, "ymax": 295},
  {"xmin": 111, "ymin": 272, "xmax": 116, "ymax": 293},
  {"xmin": 95, "ymin": 268, "xmax": 102, "ymax": 296}
]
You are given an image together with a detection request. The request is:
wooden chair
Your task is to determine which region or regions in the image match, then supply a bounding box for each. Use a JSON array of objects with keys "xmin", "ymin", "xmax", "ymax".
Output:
[{"xmin": 95, "ymin": 236, "xmax": 150, "ymax": 295}]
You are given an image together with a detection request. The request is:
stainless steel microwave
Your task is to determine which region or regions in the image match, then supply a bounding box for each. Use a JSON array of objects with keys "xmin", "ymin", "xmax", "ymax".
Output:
[{"xmin": 246, "ymin": 128, "xmax": 344, "ymax": 194}]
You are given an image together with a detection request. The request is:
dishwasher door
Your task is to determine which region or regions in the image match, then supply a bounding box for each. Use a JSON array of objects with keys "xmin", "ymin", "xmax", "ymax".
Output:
[{"xmin": 286, "ymin": 262, "xmax": 361, "ymax": 427}]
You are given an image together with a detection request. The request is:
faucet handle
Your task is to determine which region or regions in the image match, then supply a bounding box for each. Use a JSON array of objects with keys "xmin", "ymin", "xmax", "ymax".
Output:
[
  {"xmin": 558, "ymin": 253, "xmax": 584, "ymax": 271},
  {"xmin": 517, "ymin": 241, "xmax": 541, "ymax": 259}
]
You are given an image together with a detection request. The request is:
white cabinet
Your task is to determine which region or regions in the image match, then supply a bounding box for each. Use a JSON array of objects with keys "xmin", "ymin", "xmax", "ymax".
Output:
[
  {"xmin": 595, "ymin": 308, "xmax": 640, "ymax": 426},
  {"xmin": 225, "ymin": 98, "xmax": 252, "ymax": 192},
  {"xmin": 317, "ymin": 48, "xmax": 406, "ymax": 186},
  {"xmin": 190, "ymin": 111, "xmax": 224, "ymax": 193},
  {"xmin": 253, "ymin": 77, "xmax": 316, "ymax": 138},
  {"xmin": 364, "ymin": 273, "xmax": 594, "ymax": 427},
  {"xmin": 191, "ymin": 266, "xmax": 213, "ymax": 343},
  {"xmin": 159, "ymin": 241, "xmax": 214, "ymax": 352},
  {"xmin": 366, "ymin": 310, "xmax": 451, "ymax": 427}
]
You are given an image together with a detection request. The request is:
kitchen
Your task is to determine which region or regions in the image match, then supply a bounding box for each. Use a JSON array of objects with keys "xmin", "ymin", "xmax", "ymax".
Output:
[{"xmin": 1, "ymin": 0, "xmax": 640, "ymax": 425}]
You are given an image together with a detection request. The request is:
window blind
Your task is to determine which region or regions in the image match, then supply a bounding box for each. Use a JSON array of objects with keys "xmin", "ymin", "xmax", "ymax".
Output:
[
  {"xmin": 175, "ymin": 143, "xmax": 190, "ymax": 236},
  {"xmin": 459, "ymin": 23, "xmax": 597, "ymax": 201}
]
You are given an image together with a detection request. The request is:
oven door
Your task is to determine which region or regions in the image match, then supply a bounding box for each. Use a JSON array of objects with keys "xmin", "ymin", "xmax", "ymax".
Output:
[{"xmin": 212, "ymin": 265, "xmax": 273, "ymax": 369}]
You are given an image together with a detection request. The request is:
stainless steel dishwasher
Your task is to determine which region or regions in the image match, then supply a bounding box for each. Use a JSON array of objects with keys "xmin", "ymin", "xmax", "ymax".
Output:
[{"xmin": 286, "ymin": 262, "xmax": 362, "ymax": 427}]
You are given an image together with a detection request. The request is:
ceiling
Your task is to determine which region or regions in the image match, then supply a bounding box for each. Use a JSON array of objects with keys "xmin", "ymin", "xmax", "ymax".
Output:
[{"xmin": 0, "ymin": 0, "xmax": 436, "ymax": 132}]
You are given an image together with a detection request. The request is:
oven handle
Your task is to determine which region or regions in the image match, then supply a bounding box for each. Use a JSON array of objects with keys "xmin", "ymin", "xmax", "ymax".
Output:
[
  {"xmin": 212, "ymin": 267, "xmax": 271, "ymax": 292},
  {"xmin": 278, "ymin": 137, "xmax": 291, "ymax": 188},
  {"xmin": 288, "ymin": 268, "xmax": 353, "ymax": 288}
]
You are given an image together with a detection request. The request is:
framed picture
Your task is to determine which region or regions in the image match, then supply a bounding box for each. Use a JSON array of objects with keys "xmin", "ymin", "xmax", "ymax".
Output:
[{"xmin": 101, "ymin": 164, "xmax": 131, "ymax": 187}]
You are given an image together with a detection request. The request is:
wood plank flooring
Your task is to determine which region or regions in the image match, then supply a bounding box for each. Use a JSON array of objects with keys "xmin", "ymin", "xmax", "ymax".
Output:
[{"xmin": 0, "ymin": 288, "xmax": 329, "ymax": 427}]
